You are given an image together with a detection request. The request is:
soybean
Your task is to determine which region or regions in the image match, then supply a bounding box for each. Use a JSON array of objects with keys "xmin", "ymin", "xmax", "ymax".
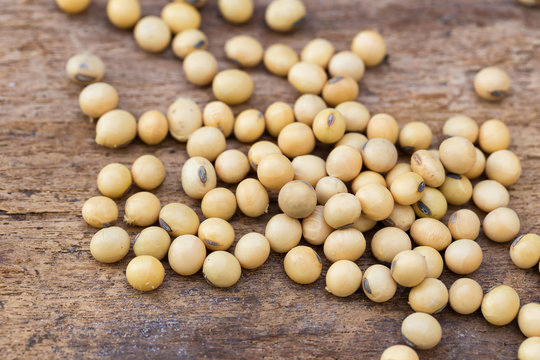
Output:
[
  {"xmin": 90, "ymin": 226, "xmax": 129, "ymax": 263},
  {"xmin": 181, "ymin": 156, "xmax": 217, "ymax": 199},
  {"xmin": 201, "ymin": 188, "xmax": 237, "ymax": 220},
  {"xmin": 167, "ymin": 97, "xmax": 202, "ymax": 142}
]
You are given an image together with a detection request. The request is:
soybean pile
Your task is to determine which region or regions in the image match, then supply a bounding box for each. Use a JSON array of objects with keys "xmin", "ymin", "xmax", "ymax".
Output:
[{"xmin": 58, "ymin": 0, "xmax": 540, "ymax": 359}]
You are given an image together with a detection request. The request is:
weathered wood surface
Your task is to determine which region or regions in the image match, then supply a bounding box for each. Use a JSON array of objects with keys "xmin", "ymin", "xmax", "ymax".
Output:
[{"xmin": 1, "ymin": 0, "xmax": 539, "ymax": 358}]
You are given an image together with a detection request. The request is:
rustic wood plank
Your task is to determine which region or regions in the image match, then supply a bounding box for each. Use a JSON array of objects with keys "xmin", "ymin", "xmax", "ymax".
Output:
[{"xmin": 1, "ymin": 0, "xmax": 539, "ymax": 358}]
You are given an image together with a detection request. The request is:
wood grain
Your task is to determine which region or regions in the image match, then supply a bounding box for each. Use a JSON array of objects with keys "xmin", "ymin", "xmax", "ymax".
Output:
[{"xmin": 1, "ymin": 0, "xmax": 539, "ymax": 358}]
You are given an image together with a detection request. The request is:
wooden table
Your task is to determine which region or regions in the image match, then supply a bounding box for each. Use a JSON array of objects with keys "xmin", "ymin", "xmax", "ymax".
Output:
[{"xmin": 1, "ymin": 0, "xmax": 539, "ymax": 358}]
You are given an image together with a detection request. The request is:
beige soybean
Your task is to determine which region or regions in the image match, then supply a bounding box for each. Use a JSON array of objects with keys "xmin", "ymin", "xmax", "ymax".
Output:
[
  {"xmin": 464, "ymin": 147, "xmax": 486, "ymax": 179},
  {"xmin": 483, "ymin": 207, "xmax": 520, "ymax": 243},
  {"xmin": 410, "ymin": 150, "xmax": 446, "ymax": 187},
  {"xmin": 361, "ymin": 138, "xmax": 398, "ymax": 173},
  {"xmin": 134, "ymin": 16, "xmax": 171, "ymax": 53},
  {"xmin": 172, "ymin": 29, "xmax": 207, "ymax": 59},
  {"xmin": 302, "ymin": 205, "xmax": 333, "ymax": 246},
  {"xmin": 293, "ymin": 94, "xmax": 326, "ymax": 126},
  {"xmin": 248, "ymin": 141, "xmax": 282, "ymax": 170},
  {"xmin": 263, "ymin": 44, "xmax": 298, "ymax": 77},
  {"xmin": 323, "ymin": 193, "xmax": 362, "ymax": 229},
  {"xmin": 371, "ymin": 227, "xmax": 412, "ymax": 263},
  {"xmin": 236, "ymin": 178, "xmax": 269, "ymax": 217},
  {"xmin": 265, "ymin": 102, "xmax": 295, "ymax": 137},
  {"xmin": 82, "ymin": 196, "xmax": 118, "ymax": 228},
  {"xmin": 399, "ymin": 122, "xmax": 432, "ymax": 153},
  {"xmin": 161, "ymin": 2, "xmax": 200, "ymax": 34},
  {"xmin": 315, "ymin": 176, "xmax": 347, "ymax": 205},
  {"xmin": 265, "ymin": 213, "xmax": 302, "ymax": 253},
  {"xmin": 201, "ymin": 188, "xmax": 237, "ymax": 220},
  {"xmin": 138, "ymin": 110, "xmax": 169, "ymax": 145},
  {"xmin": 265, "ymin": 0, "xmax": 306, "ymax": 32},
  {"xmin": 181, "ymin": 156, "xmax": 216, "ymax": 199},
  {"xmin": 445, "ymin": 239, "xmax": 483, "ymax": 274},
  {"xmin": 234, "ymin": 232, "xmax": 270, "ymax": 269},
  {"xmin": 380, "ymin": 345, "xmax": 418, "ymax": 360},
  {"xmin": 56, "ymin": 0, "xmax": 90, "ymax": 14},
  {"xmin": 292, "ymin": 155, "xmax": 326, "ymax": 187},
  {"xmin": 167, "ymin": 97, "xmax": 202, "ymax": 142},
  {"xmin": 168, "ymin": 234, "xmax": 206, "ymax": 275},
  {"xmin": 439, "ymin": 173, "xmax": 473, "ymax": 206},
  {"xmin": 278, "ymin": 180, "xmax": 317, "ymax": 219},
  {"xmin": 301, "ymin": 38, "xmax": 334, "ymax": 69},
  {"xmin": 474, "ymin": 66, "xmax": 511, "ymax": 101},
  {"xmin": 159, "ymin": 203, "xmax": 199, "ymax": 237},
  {"xmin": 218, "ymin": 0, "xmax": 253, "ymax": 24},
  {"xmin": 383, "ymin": 204, "xmax": 416, "ymax": 232},
  {"xmin": 439, "ymin": 136, "xmax": 477, "ymax": 174},
  {"xmin": 409, "ymin": 278, "xmax": 448, "ymax": 314},
  {"xmin": 478, "ymin": 119, "xmax": 510, "ymax": 154},
  {"xmin": 133, "ymin": 226, "xmax": 171, "ymax": 260},
  {"xmin": 386, "ymin": 163, "xmax": 412, "ymax": 187},
  {"xmin": 126, "ymin": 255, "xmax": 165, "ymax": 291},
  {"xmin": 66, "ymin": 53, "xmax": 105, "ymax": 85},
  {"xmin": 362, "ymin": 264, "xmax": 397, "ymax": 303},
  {"xmin": 284, "ymin": 246, "xmax": 322, "ymax": 285},
  {"xmin": 390, "ymin": 172, "xmax": 425, "ymax": 206},
  {"xmin": 124, "ymin": 192, "xmax": 161, "ymax": 226},
  {"xmin": 107, "ymin": 0, "xmax": 141, "ymax": 29},
  {"xmin": 79, "ymin": 82, "xmax": 118, "ymax": 119},
  {"xmin": 510, "ymin": 234, "xmax": 540, "ymax": 269},
  {"xmin": 518, "ymin": 303, "xmax": 540, "ymax": 337},
  {"xmin": 335, "ymin": 101, "xmax": 370, "ymax": 133},
  {"xmin": 203, "ymin": 251, "xmax": 241, "ymax": 287},
  {"xmin": 288, "ymin": 62, "xmax": 327, "ymax": 95},
  {"xmin": 485, "ymin": 150, "xmax": 522, "ymax": 186},
  {"xmin": 443, "ymin": 115, "xmax": 479, "ymax": 143},
  {"xmin": 186, "ymin": 126, "xmax": 226, "ymax": 161},
  {"xmin": 90, "ymin": 226, "xmax": 130, "ymax": 263},
  {"xmin": 183, "ymin": 50, "xmax": 218, "ymax": 86},
  {"xmin": 449, "ymin": 278, "xmax": 483, "ymax": 315},
  {"xmin": 413, "ymin": 246, "xmax": 444, "ymax": 279},
  {"xmin": 355, "ymin": 183, "xmax": 394, "ymax": 221},
  {"xmin": 225, "ymin": 35, "xmax": 263, "ymax": 68},
  {"xmin": 203, "ymin": 101, "xmax": 234, "ymax": 137},
  {"xmin": 481, "ymin": 285, "xmax": 520, "ymax": 325},
  {"xmin": 518, "ymin": 337, "xmax": 540, "ymax": 360},
  {"xmin": 95, "ymin": 109, "xmax": 137, "ymax": 148},
  {"xmin": 322, "ymin": 76, "xmax": 359, "ymax": 107},
  {"xmin": 351, "ymin": 214, "xmax": 377, "ymax": 233},
  {"xmin": 325, "ymin": 260, "xmax": 362, "ymax": 297},
  {"xmin": 351, "ymin": 30, "xmax": 386, "ymax": 67},
  {"xmin": 448, "ymin": 209, "xmax": 481, "ymax": 240},
  {"xmin": 97, "ymin": 163, "xmax": 131, "ymax": 199},
  {"xmin": 473, "ymin": 180, "xmax": 510, "ymax": 212},
  {"xmin": 328, "ymin": 51, "xmax": 365, "ymax": 81},
  {"xmin": 391, "ymin": 250, "xmax": 427, "ymax": 287},
  {"xmin": 215, "ymin": 149, "xmax": 250, "ymax": 184},
  {"xmin": 278, "ymin": 122, "xmax": 316, "ymax": 157},
  {"xmin": 324, "ymin": 227, "xmax": 367, "ymax": 262},
  {"xmin": 410, "ymin": 218, "xmax": 452, "ymax": 251},
  {"xmin": 401, "ymin": 312, "xmax": 442, "ymax": 350},
  {"xmin": 131, "ymin": 155, "xmax": 165, "ymax": 191},
  {"xmin": 234, "ymin": 109, "xmax": 265, "ymax": 143},
  {"xmin": 213, "ymin": 69, "xmax": 254, "ymax": 105},
  {"xmin": 367, "ymin": 113, "xmax": 399, "ymax": 143},
  {"xmin": 326, "ymin": 145, "xmax": 362, "ymax": 182},
  {"xmin": 413, "ymin": 186, "xmax": 447, "ymax": 220},
  {"xmin": 198, "ymin": 217, "xmax": 235, "ymax": 251},
  {"xmin": 351, "ymin": 171, "xmax": 386, "ymax": 194},
  {"xmin": 257, "ymin": 153, "xmax": 294, "ymax": 190}
]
